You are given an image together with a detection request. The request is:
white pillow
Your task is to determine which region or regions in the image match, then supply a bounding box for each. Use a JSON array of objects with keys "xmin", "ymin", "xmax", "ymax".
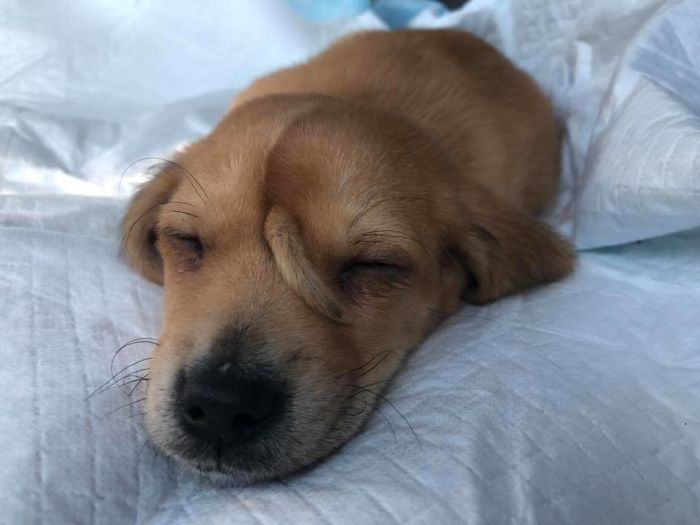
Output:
[{"xmin": 571, "ymin": 0, "xmax": 700, "ymax": 249}]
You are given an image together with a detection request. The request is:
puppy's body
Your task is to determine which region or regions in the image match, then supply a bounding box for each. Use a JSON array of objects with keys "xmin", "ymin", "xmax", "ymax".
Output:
[
  {"xmin": 235, "ymin": 30, "xmax": 559, "ymax": 214},
  {"xmin": 123, "ymin": 30, "xmax": 573, "ymax": 483}
]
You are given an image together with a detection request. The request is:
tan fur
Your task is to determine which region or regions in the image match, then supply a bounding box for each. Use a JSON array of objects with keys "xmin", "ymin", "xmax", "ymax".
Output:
[{"xmin": 122, "ymin": 29, "xmax": 574, "ymax": 483}]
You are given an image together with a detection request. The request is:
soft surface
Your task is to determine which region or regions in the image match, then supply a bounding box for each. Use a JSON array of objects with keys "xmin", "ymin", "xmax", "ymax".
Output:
[{"xmin": 2, "ymin": 0, "xmax": 700, "ymax": 523}]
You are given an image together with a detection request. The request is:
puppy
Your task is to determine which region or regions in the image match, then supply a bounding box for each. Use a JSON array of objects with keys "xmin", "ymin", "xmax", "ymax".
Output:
[{"xmin": 122, "ymin": 29, "xmax": 574, "ymax": 484}]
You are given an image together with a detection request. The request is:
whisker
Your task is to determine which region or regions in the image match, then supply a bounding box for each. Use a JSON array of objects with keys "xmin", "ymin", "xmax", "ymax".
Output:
[
  {"xmin": 122, "ymin": 203, "xmax": 164, "ymax": 258},
  {"xmin": 121, "ymin": 157, "xmax": 209, "ymax": 204},
  {"xmin": 97, "ymin": 367, "xmax": 152, "ymax": 396},
  {"xmin": 427, "ymin": 307, "xmax": 486, "ymax": 327},
  {"xmin": 87, "ymin": 358, "xmax": 152, "ymax": 400},
  {"xmin": 111, "ymin": 338, "xmax": 158, "ymax": 379},
  {"xmin": 355, "ymin": 349, "xmax": 399, "ymax": 379},
  {"xmin": 338, "ymin": 347, "xmax": 398, "ymax": 378},
  {"xmin": 355, "ymin": 386, "xmax": 422, "ymax": 448},
  {"xmin": 105, "ymin": 397, "xmax": 146, "ymax": 417},
  {"xmin": 356, "ymin": 379, "xmax": 390, "ymax": 391},
  {"xmin": 116, "ymin": 376, "xmax": 148, "ymax": 386},
  {"xmin": 375, "ymin": 407, "xmax": 397, "ymax": 442},
  {"xmin": 346, "ymin": 405, "xmax": 367, "ymax": 418},
  {"xmin": 128, "ymin": 374, "xmax": 151, "ymax": 397},
  {"xmin": 99, "ymin": 374, "xmax": 146, "ymax": 393}
]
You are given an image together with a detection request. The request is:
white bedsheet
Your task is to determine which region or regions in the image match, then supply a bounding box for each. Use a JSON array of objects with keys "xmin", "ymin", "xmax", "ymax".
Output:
[{"xmin": 2, "ymin": 0, "xmax": 700, "ymax": 523}]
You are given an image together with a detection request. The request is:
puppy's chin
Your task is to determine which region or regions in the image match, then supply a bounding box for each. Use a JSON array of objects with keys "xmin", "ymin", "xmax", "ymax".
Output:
[{"xmin": 143, "ymin": 382, "xmax": 377, "ymax": 485}]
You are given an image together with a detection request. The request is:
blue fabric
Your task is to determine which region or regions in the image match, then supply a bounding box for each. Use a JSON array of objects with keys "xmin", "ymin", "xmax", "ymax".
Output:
[
  {"xmin": 373, "ymin": 0, "xmax": 446, "ymax": 28},
  {"xmin": 287, "ymin": 0, "xmax": 446, "ymax": 26},
  {"xmin": 287, "ymin": 0, "xmax": 371, "ymax": 22}
]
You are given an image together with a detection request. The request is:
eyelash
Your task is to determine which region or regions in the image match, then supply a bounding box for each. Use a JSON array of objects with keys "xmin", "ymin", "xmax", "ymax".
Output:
[
  {"xmin": 157, "ymin": 229, "xmax": 411, "ymax": 290},
  {"xmin": 161, "ymin": 230, "xmax": 204, "ymax": 269},
  {"xmin": 339, "ymin": 259, "xmax": 411, "ymax": 296}
]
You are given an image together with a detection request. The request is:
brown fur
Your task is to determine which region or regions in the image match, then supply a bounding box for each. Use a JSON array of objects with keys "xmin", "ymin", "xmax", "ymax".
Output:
[{"xmin": 122, "ymin": 29, "xmax": 574, "ymax": 483}]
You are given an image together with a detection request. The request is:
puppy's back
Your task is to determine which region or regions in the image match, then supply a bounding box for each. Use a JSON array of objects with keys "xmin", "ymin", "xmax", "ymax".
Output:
[{"xmin": 234, "ymin": 30, "xmax": 560, "ymax": 214}]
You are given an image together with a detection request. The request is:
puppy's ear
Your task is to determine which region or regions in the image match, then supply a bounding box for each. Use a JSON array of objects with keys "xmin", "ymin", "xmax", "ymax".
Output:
[
  {"xmin": 446, "ymin": 184, "xmax": 575, "ymax": 304},
  {"xmin": 121, "ymin": 170, "xmax": 178, "ymax": 284}
]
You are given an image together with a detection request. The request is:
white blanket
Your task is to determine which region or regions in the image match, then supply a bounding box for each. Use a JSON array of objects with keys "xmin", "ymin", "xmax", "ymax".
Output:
[{"xmin": 2, "ymin": 0, "xmax": 700, "ymax": 523}]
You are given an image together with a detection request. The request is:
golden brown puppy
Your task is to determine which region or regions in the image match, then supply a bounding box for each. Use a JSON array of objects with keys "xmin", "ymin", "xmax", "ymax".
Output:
[{"xmin": 122, "ymin": 29, "xmax": 574, "ymax": 484}]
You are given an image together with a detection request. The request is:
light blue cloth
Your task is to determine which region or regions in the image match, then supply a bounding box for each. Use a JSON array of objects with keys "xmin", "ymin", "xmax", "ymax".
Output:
[
  {"xmin": 288, "ymin": 0, "xmax": 446, "ymax": 26},
  {"xmin": 287, "ymin": 0, "xmax": 371, "ymax": 22},
  {"xmin": 373, "ymin": 0, "xmax": 446, "ymax": 27}
]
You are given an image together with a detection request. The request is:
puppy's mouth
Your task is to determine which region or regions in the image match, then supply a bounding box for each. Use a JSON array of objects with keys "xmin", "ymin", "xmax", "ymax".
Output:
[{"xmin": 147, "ymin": 356, "xmax": 375, "ymax": 483}]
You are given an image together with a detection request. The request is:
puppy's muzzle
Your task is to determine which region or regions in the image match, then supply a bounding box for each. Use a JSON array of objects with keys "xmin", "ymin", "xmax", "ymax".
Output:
[{"xmin": 175, "ymin": 358, "xmax": 287, "ymax": 445}]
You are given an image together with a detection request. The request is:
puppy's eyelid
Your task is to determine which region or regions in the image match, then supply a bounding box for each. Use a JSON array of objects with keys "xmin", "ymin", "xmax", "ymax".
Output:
[
  {"xmin": 338, "ymin": 258, "xmax": 412, "ymax": 297},
  {"xmin": 172, "ymin": 233, "xmax": 203, "ymax": 250},
  {"xmin": 159, "ymin": 228, "xmax": 205, "ymax": 269},
  {"xmin": 341, "ymin": 259, "xmax": 409, "ymax": 274}
]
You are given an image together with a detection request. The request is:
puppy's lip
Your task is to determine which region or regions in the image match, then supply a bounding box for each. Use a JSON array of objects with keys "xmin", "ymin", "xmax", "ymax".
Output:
[
  {"xmin": 185, "ymin": 460, "xmax": 253, "ymax": 486},
  {"xmin": 169, "ymin": 444, "xmax": 289, "ymax": 486},
  {"xmin": 164, "ymin": 433, "xmax": 277, "ymax": 473}
]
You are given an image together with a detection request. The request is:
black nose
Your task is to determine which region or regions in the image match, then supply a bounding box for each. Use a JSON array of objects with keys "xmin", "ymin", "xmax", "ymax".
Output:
[{"xmin": 176, "ymin": 359, "xmax": 285, "ymax": 444}]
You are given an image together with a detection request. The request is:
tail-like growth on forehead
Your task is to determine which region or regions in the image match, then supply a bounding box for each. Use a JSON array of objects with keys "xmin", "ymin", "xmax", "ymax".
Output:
[{"xmin": 264, "ymin": 207, "xmax": 345, "ymax": 323}]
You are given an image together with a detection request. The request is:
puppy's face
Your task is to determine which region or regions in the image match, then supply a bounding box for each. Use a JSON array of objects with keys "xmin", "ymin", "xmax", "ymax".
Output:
[{"xmin": 123, "ymin": 95, "xmax": 572, "ymax": 483}]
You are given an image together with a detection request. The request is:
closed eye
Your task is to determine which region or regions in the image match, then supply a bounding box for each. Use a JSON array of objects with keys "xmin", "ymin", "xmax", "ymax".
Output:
[
  {"xmin": 159, "ymin": 229, "xmax": 204, "ymax": 270},
  {"xmin": 339, "ymin": 259, "xmax": 411, "ymax": 297}
]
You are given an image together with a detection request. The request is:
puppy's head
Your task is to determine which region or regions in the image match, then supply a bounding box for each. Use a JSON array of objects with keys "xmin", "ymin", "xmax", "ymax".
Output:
[{"xmin": 122, "ymin": 94, "xmax": 573, "ymax": 483}]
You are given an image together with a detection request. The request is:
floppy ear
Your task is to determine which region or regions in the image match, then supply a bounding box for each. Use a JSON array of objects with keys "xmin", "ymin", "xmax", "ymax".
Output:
[
  {"xmin": 447, "ymin": 184, "xmax": 575, "ymax": 304},
  {"xmin": 121, "ymin": 170, "xmax": 179, "ymax": 284}
]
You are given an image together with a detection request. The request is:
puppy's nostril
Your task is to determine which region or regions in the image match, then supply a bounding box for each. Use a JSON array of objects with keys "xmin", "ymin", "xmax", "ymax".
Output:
[
  {"xmin": 177, "ymin": 360, "xmax": 286, "ymax": 443},
  {"xmin": 185, "ymin": 405, "xmax": 205, "ymax": 423}
]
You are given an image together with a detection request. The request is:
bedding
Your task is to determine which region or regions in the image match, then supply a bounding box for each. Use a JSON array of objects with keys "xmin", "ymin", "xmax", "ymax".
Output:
[{"xmin": 2, "ymin": 0, "xmax": 700, "ymax": 523}]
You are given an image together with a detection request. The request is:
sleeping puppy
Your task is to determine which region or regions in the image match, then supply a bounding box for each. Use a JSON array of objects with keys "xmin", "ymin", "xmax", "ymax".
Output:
[{"xmin": 122, "ymin": 29, "xmax": 574, "ymax": 484}]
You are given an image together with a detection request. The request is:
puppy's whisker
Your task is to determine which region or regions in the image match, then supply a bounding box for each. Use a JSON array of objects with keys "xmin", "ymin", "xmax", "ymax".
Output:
[
  {"xmin": 338, "ymin": 347, "xmax": 398, "ymax": 378},
  {"xmin": 122, "ymin": 203, "xmax": 164, "ymax": 260},
  {"xmin": 122, "ymin": 204, "xmax": 199, "ymax": 262},
  {"xmin": 355, "ymin": 379, "xmax": 390, "ymax": 391},
  {"xmin": 345, "ymin": 398, "xmax": 368, "ymax": 417},
  {"xmin": 375, "ymin": 407, "xmax": 397, "ymax": 442},
  {"xmin": 105, "ymin": 397, "xmax": 146, "ymax": 417},
  {"xmin": 356, "ymin": 350, "xmax": 400, "ymax": 379},
  {"xmin": 427, "ymin": 306, "xmax": 470, "ymax": 316},
  {"xmin": 121, "ymin": 157, "xmax": 209, "ymax": 204},
  {"xmin": 99, "ymin": 372, "xmax": 148, "ymax": 393},
  {"xmin": 102, "ymin": 368, "xmax": 152, "ymax": 396},
  {"xmin": 110, "ymin": 337, "xmax": 158, "ymax": 379},
  {"xmin": 117, "ymin": 376, "xmax": 148, "ymax": 387},
  {"xmin": 427, "ymin": 307, "xmax": 485, "ymax": 327},
  {"xmin": 87, "ymin": 358, "xmax": 152, "ymax": 399},
  {"xmin": 128, "ymin": 374, "xmax": 151, "ymax": 397},
  {"xmin": 354, "ymin": 386, "xmax": 422, "ymax": 448}
]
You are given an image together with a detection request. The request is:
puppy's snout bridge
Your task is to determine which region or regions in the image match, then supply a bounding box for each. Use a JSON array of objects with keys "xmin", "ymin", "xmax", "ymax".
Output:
[{"xmin": 176, "ymin": 359, "xmax": 286, "ymax": 444}]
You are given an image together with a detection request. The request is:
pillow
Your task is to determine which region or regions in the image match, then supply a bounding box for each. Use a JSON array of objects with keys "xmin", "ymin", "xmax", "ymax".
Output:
[{"xmin": 571, "ymin": 0, "xmax": 700, "ymax": 249}]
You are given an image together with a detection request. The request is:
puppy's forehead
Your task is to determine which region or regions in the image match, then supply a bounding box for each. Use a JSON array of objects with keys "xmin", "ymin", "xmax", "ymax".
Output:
[
  {"xmin": 165, "ymin": 101, "xmax": 300, "ymax": 231},
  {"xmin": 169, "ymin": 94, "xmax": 432, "ymax": 237}
]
